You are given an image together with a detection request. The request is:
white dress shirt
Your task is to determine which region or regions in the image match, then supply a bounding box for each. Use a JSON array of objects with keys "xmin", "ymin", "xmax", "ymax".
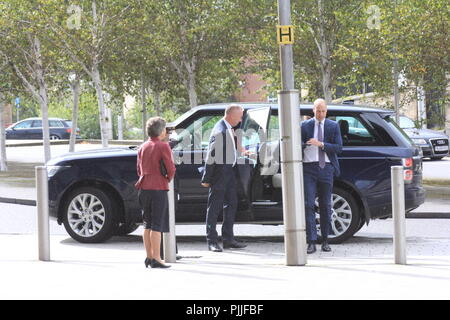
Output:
[{"xmin": 303, "ymin": 118, "xmax": 330, "ymax": 163}]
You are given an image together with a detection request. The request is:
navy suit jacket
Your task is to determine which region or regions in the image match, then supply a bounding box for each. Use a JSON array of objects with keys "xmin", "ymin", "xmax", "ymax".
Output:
[
  {"xmin": 301, "ymin": 118, "xmax": 343, "ymax": 177},
  {"xmin": 202, "ymin": 119, "xmax": 236, "ymax": 185}
]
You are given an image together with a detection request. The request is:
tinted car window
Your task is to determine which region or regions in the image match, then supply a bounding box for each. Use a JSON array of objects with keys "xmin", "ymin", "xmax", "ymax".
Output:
[
  {"xmin": 31, "ymin": 120, "xmax": 65, "ymax": 128},
  {"xmin": 242, "ymin": 107, "xmax": 270, "ymax": 148},
  {"xmin": 14, "ymin": 120, "xmax": 32, "ymax": 129},
  {"xmin": 32, "ymin": 120, "xmax": 42, "ymax": 128},
  {"xmin": 385, "ymin": 116, "xmax": 414, "ymax": 146},
  {"xmin": 173, "ymin": 114, "xmax": 222, "ymax": 150},
  {"xmin": 268, "ymin": 115, "xmax": 280, "ymax": 143},
  {"xmin": 49, "ymin": 120, "xmax": 64, "ymax": 128},
  {"xmin": 332, "ymin": 115, "xmax": 379, "ymax": 146}
]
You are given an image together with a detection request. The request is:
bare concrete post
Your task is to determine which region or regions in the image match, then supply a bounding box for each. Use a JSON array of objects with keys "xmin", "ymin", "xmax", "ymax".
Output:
[
  {"xmin": 36, "ymin": 166, "xmax": 50, "ymax": 261},
  {"xmin": 391, "ymin": 166, "xmax": 406, "ymax": 265},
  {"xmin": 163, "ymin": 179, "xmax": 177, "ymax": 263}
]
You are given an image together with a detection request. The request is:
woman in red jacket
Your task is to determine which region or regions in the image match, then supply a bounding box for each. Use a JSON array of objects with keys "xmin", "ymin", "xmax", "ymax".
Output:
[{"xmin": 135, "ymin": 117, "xmax": 176, "ymax": 269}]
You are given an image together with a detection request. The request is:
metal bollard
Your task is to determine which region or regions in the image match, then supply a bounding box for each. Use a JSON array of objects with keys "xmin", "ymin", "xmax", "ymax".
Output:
[
  {"xmin": 163, "ymin": 179, "xmax": 177, "ymax": 263},
  {"xmin": 391, "ymin": 166, "xmax": 406, "ymax": 265},
  {"xmin": 36, "ymin": 166, "xmax": 50, "ymax": 261}
]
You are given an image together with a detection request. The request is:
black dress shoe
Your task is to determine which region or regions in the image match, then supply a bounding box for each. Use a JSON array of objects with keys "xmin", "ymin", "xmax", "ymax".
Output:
[
  {"xmin": 208, "ymin": 242, "xmax": 223, "ymax": 252},
  {"xmin": 223, "ymin": 240, "xmax": 247, "ymax": 249},
  {"xmin": 150, "ymin": 259, "xmax": 171, "ymax": 268},
  {"xmin": 321, "ymin": 242, "xmax": 331, "ymax": 252},
  {"xmin": 307, "ymin": 243, "xmax": 316, "ymax": 254},
  {"xmin": 145, "ymin": 258, "xmax": 151, "ymax": 268}
]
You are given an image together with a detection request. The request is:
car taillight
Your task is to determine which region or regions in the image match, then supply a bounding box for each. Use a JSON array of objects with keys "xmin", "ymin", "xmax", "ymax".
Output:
[
  {"xmin": 402, "ymin": 157, "xmax": 413, "ymax": 168},
  {"xmin": 66, "ymin": 129, "xmax": 72, "ymax": 133},
  {"xmin": 404, "ymin": 169, "xmax": 413, "ymax": 181},
  {"xmin": 402, "ymin": 157, "xmax": 413, "ymax": 182}
]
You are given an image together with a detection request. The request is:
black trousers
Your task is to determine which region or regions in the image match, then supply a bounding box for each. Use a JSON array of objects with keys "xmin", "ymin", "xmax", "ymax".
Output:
[{"xmin": 206, "ymin": 165, "xmax": 238, "ymax": 243}]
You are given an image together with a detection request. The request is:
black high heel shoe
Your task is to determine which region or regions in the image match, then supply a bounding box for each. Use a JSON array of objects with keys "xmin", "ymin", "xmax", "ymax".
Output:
[
  {"xmin": 145, "ymin": 258, "xmax": 152, "ymax": 268},
  {"xmin": 150, "ymin": 259, "xmax": 171, "ymax": 269}
]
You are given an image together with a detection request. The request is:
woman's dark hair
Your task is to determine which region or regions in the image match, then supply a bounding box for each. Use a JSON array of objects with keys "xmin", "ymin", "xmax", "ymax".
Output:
[{"xmin": 146, "ymin": 117, "xmax": 166, "ymax": 138}]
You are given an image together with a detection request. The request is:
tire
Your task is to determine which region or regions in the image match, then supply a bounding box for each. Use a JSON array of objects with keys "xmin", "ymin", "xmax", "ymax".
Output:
[
  {"xmin": 315, "ymin": 187, "xmax": 361, "ymax": 244},
  {"xmin": 62, "ymin": 187, "xmax": 116, "ymax": 243},
  {"xmin": 50, "ymin": 134, "xmax": 61, "ymax": 140},
  {"xmin": 431, "ymin": 156, "xmax": 444, "ymax": 160}
]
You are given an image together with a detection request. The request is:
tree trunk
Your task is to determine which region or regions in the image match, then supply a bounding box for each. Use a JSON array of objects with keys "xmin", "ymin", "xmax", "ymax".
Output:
[
  {"xmin": 0, "ymin": 97, "xmax": 7, "ymax": 171},
  {"xmin": 170, "ymin": 56, "xmax": 198, "ymax": 108},
  {"xmin": 92, "ymin": 66, "xmax": 109, "ymax": 147},
  {"xmin": 187, "ymin": 72, "xmax": 198, "ymax": 108},
  {"xmin": 151, "ymin": 88, "xmax": 162, "ymax": 116},
  {"xmin": 5, "ymin": 35, "xmax": 51, "ymax": 162},
  {"xmin": 186, "ymin": 57, "xmax": 198, "ymax": 108},
  {"xmin": 69, "ymin": 75, "xmax": 81, "ymax": 152},
  {"xmin": 33, "ymin": 36, "xmax": 51, "ymax": 162},
  {"xmin": 317, "ymin": 0, "xmax": 333, "ymax": 104},
  {"xmin": 141, "ymin": 71, "xmax": 148, "ymax": 141},
  {"xmin": 320, "ymin": 61, "xmax": 333, "ymax": 104}
]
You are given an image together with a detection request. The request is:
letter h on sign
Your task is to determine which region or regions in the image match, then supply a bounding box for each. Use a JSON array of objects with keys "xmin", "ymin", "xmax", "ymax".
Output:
[{"xmin": 277, "ymin": 25, "xmax": 294, "ymax": 45}]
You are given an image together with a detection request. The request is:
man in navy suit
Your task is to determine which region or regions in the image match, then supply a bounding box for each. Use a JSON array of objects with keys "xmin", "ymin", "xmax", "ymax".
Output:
[
  {"xmin": 201, "ymin": 105, "xmax": 247, "ymax": 252},
  {"xmin": 301, "ymin": 99, "xmax": 343, "ymax": 254}
]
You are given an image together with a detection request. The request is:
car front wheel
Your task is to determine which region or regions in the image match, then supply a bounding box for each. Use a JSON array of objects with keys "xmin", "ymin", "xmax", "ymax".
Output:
[
  {"xmin": 315, "ymin": 187, "xmax": 361, "ymax": 244},
  {"xmin": 50, "ymin": 134, "xmax": 61, "ymax": 140},
  {"xmin": 62, "ymin": 187, "xmax": 116, "ymax": 243}
]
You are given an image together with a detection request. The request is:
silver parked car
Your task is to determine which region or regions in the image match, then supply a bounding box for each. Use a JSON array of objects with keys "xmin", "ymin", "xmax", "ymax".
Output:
[{"xmin": 397, "ymin": 116, "xmax": 449, "ymax": 160}]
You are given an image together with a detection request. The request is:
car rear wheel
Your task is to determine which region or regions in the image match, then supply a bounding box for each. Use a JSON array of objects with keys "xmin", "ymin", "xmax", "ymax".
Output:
[
  {"xmin": 315, "ymin": 187, "xmax": 361, "ymax": 244},
  {"xmin": 62, "ymin": 187, "xmax": 116, "ymax": 243},
  {"xmin": 50, "ymin": 134, "xmax": 61, "ymax": 140}
]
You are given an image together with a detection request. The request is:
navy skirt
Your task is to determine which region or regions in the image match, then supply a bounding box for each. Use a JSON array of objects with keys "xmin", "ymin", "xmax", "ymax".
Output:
[{"xmin": 138, "ymin": 189, "xmax": 169, "ymax": 233}]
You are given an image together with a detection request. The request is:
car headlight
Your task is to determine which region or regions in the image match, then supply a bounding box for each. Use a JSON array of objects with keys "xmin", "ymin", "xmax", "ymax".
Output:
[
  {"xmin": 412, "ymin": 138, "xmax": 427, "ymax": 145},
  {"xmin": 47, "ymin": 165, "xmax": 71, "ymax": 178}
]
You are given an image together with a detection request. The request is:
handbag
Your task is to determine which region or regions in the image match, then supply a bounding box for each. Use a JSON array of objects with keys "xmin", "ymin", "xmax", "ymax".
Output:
[{"xmin": 160, "ymin": 159, "xmax": 168, "ymax": 178}]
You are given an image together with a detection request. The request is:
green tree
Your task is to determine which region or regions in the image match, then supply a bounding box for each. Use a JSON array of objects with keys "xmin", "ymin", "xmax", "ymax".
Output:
[
  {"xmin": 43, "ymin": 0, "xmax": 135, "ymax": 147},
  {"xmin": 0, "ymin": 0, "xmax": 62, "ymax": 162},
  {"xmin": 144, "ymin": 0, "xmax": 261, "ymax": 108}
]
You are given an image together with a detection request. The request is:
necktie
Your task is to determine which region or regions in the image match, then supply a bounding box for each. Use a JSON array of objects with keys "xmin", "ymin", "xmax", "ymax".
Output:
[{"xmin": 318, "ymin": 121, "xmax": 325, "ymax": 168}]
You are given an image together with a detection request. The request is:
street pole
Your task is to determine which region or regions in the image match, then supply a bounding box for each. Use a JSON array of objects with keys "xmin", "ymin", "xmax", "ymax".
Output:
[{"xmin": 277, "ymin": 0, "xmax": 307, "ymax": 266}]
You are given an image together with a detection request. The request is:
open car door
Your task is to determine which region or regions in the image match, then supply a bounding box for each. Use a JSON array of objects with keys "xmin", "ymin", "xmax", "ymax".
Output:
[{"xmin": 237, "ymin": 106, "xmax": 272, "ymax": 212}]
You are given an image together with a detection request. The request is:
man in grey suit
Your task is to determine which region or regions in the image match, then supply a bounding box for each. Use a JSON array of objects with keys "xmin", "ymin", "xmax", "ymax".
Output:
[
  {"xmin": 201, "ymin": 105, "xmax": 247, "ymax": 252},
  {"xmin": 301, "ymin": 99, "xmax": 343, "ymax": 254}
]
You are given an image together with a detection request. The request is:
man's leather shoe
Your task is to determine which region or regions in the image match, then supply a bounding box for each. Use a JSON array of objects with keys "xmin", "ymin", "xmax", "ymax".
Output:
[
  {"xmin": 223, "ymin": 240, "xmax": 247, "ymax": 249},
  {"xmin": 208, "ymin": 242, "xmax": 223, "ymax": 252},
  {"xmin": 321, "ymin": 242, "xmax": 331, "ymax": 252},
  {"xmin": 307, "ymin": 243, "xmax": 316, "ymax": 254}
]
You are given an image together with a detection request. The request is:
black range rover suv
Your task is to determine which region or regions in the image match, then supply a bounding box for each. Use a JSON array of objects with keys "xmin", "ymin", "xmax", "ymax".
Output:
[{"xmin": 46, "ymin": 103, "xmax": 425, "ymax": 243}]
